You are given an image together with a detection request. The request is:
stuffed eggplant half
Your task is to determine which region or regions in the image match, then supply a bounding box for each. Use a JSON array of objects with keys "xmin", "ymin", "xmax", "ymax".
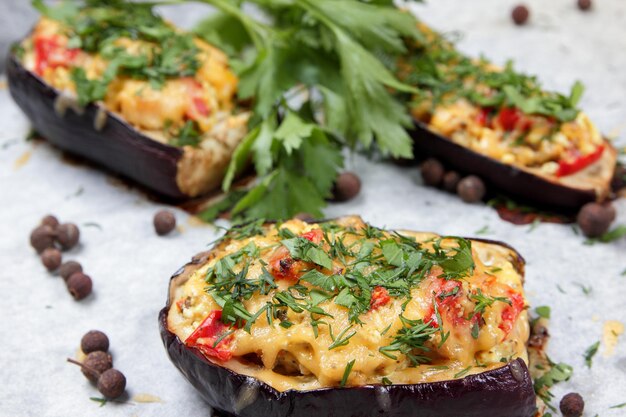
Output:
[
  {"xmin": 7, "ymin": 2, "xmax": 248, "ymax": 199},
  {"xmin": 160, "ymin": 215, "xmax": 537, "ymax": 416},
  {"xmin": 402, "ymin": 24, "xmax": 616, "ymax": 209}
]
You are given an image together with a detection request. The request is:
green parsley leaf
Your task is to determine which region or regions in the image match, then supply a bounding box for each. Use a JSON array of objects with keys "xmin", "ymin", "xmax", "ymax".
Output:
[
  {"xmin": 583, "ymin": 341, "xmax": 600, "ymax": 368},
  {"xmin": 340, "ymin": 359, "xmax": 356, "ymax": 387},
  {"xmin": 534, "ymin": 306, "xmax": 551, "ymax": 319}
]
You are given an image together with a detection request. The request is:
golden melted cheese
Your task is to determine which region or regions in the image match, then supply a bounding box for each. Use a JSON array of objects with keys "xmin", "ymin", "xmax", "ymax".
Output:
[{"xmin": 167, "ymin": 216, "xmax": 530, "ymax": 391}]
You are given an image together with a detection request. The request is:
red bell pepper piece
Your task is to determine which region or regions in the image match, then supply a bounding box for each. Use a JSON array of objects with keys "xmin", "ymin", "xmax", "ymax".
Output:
[
  {"xmin": 185, "ymin": 310, "xmax": 234, "ymax": 361},
  {"xmin": 556, "ymin": 145, "xmax": 605, "ymax": 177},
  {"xmin": 34, "ymin": 36, "xmax": 78, "ymax": 75},
  {"xmin": 370, "ymin": 286, "xmax": 391, "ymax": 310},
  {"xmin": 476, "ymin": 108, "xmax": 491, "ymax": 127},
  {"xmin": 498, "ymin": 292, "xmax": 525, "ymax": 339},
  {"xmin": 496, "ymin": 107, "xmax": 532, "ymax": 132},
  {"xmin": 301, "ymin": 229, "xmax": 323, "ymax": 244},
  {"xmin": 424, "ymin": 278, "xmax": 464, "ymax": 328}
]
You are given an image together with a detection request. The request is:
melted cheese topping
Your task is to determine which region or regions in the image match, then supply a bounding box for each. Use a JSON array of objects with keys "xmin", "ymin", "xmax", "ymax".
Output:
[{"xmin": 167, "ymin": 216, "xmax": 530, "ymax": 392}]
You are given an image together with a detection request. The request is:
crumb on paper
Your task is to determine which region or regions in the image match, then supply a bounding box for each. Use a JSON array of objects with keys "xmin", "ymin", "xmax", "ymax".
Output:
[
  {"xmin": 603, "ymin": 320, "xmax": 624, "ymax": 357},
  {"xmin": 0, "ymin": 80, "xmax": 7, "ymax": 90},
  {"xmin": 591, "ymin": 314, "xmax": 600, "ymax": 322},
  {"xmin": 13, "ymin": 150, "xmax": 32, "ymax": 170},
  {"xmin": 132, "ymin": 393, "xmax": 163, "ymax": 403},
  {"xmin": 176, "ymin": 224, "xmax": 186, "ymax": 234}
]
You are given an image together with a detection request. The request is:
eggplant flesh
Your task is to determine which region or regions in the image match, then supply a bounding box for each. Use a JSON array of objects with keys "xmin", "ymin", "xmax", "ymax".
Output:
[
  {"xmin": 410, "ymin": 120, "xmax": 617, "ymax": 210},
  {"xmin": 159, "ymin": 227, "xmax": 537, "ymax": 417}
]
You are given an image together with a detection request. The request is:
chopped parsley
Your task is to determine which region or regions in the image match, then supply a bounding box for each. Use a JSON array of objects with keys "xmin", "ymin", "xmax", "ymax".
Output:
[
  {"xmin": 583, "ymin": 341, "xmax": 600, "ymax": 368},
  {"xmin": 340, "ymin": 359, "xmax": 356, "ymax": 387}
]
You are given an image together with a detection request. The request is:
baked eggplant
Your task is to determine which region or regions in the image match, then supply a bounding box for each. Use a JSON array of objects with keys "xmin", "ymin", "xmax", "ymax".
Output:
[
  {"xmin": 403, "ymin": 24, "xmax": 617, "ymax": 209},
  {"xmin": 160, "ymin": 215, "xmax": 538, "ymax": 416},
  {"xmin": 7, "ymin": 5, "xmax": 248, "ymax": 199}
]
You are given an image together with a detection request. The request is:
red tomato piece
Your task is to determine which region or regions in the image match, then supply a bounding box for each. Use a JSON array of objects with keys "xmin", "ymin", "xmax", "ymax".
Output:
[
  {"xmin": 370, "ymin": 286, "xmax": 391, "ymax": 310},
  {"xmin": 301, "ymin": 229, "xmax": 323, "ymax": 244},
  {"xmin": 476, "ymin": 108, "xmax": 491, "ymax": 127},
  {"xmin": 498, "ymin": 292, "xmax": 525, "ymax": 339},
  {"xmin": 424, "ymin": 278, "xmax": 464, "ymax": 328},
  {"xmin": 556, "ymin": 145, "xmax": 605, "ymax": 177},
  {"xmin": 185, "ymin": 310, "xmax": 233, "ymax": 361},
  {"xmin": 34, "ymin": 36, "xmax": 78, "ymax": 75},
  {"xmin": 498, "ymin": 107, "xmax": 524, "ymax": 131},
  {"xmin": 192, "ymin": 97, "xmax": 210, "ymax": 117},
  {"xmin": 269, "ymin": 247, "xmax": 304, "ymax": 282}
]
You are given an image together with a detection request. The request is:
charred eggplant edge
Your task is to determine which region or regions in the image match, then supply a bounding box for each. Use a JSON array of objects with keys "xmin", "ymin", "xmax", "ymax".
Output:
[
  {"xmin": 159, "ymin": 220, "xmax": 537, "ymax": 417},
  {"xmin": 410, "ymin": 120, "xmax": 617, "ymax": 209}
]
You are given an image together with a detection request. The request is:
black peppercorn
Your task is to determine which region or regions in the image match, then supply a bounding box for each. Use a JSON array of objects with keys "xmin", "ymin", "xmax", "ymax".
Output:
[
  {"xmin": 332, "ymin": 172, "xmax": 361, "ymax": 202},
  {"xmin": 81, "ymin": 330, "xmax": 109, "ymax": 354},
  {"xmin": 457, "ymin": 176, "xmax": 486, "ymax": 203},
  {"xmin": 420, "ymin": 158, "xmax": 445, "ymax": 187},
  {"xmin": 560, "ymin": 392, "xmax": 584, "ymax": 417},
  {"xmin": 30, "ymin": 225, "xmax": 56, "ymax": 253},
  {"xmin": 577, "ymin": 0, "xmax": 592, "ymax": 11},
  {"xmin": 97, "ymin": 369, "xmax": 126, "ymax": 399},
  {"xmin": 41, "ymin": 215, "xmax": 59, "ymax": 229},
  {"xmin": 82, "ymin": 351, "xmax": 113, "ymax": 382},
  {"xmin": 512, "ymin": 5, "xmax": 530, "ymax": 25},
  {"xmin": 59, "ymin": 261, "xmax": 83, "ymax": 281},
  {"xmin": 67, "ymin": 273, "xmax": 93, "ymax": 300},
  {"xmin": 41, "ymin": 248, "xmax": 62, "ymax": 271},
  {"xmin": 577, "ymin": 202, "xmax": 614, "ymax": 238},
  {"xmin": 56, "ymin": 223, "xmax": 80, "ymax": 250},
  {"xmin": 442, "ymin": 171, "xmax": 461, "ymax": 193},
  {"xmin": 154, "ymin": 210, "xmax": 177, "ymax": 236}
]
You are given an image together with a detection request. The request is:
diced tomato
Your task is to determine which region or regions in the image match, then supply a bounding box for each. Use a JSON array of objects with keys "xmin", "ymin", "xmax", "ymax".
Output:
[
  {"xmin": 498, "ymin": 292, "xmax": 525, "ymax": 339},
  {"xmin": 185, "ymin": 310, "xmax": 233, "ymax": 361},
  {"xmin": 370, "ymin": 286, "xmax": 391, "ymax": 310},
  {"xmin": 183, "ymin": 78, "xmax": 211, "ymax": 120},
  {"xmin": 496, "ymin": 107, "xmax": 532, "ymax": 132},
  {"xmin": 301, "ymin": 229, "xmax": 323, "ymax": 245},
  {"xmin": 476, "ymin": 108, "xmax": 491, "ymax": 127},
  {"xmin": 34, "ymin": 36, "xmax": 78, "ymax": 75},
  {"xmin": 556, "ymin": 145, "xmax": 605, "ymax": 177},
  {"xmin": 424, "ymin": 278, "xmax": 464, "ymax": 328},
  {"xmin": 269, "ymin": 247, "xmax": 305, "ymax": 282},
  {"xmin": 192, "ymin": 97, "xmax": 210, "ymax": 117}
]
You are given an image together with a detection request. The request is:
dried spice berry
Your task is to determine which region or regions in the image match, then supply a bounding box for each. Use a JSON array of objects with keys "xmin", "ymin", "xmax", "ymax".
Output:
[
  {"xmin": 154, "ymin": 210, "xmax": 177, "ymax": 236},
  {"xmin": 67, "ymin": 273, "xmax": 93, "ymax": 300},
  {"xmin": 59, "ymin": 261, "xmax": 83, "ymax": 281},
  {"xmin": 97, "ymin": 369, "xmax": 126, "ymax": 399},
  {"xmin": 577, "ymin": 202, "xmax": 613, "ymax": 238},
  {"xmin": 457, "ymin": 176, "xmax": 486, "ymax": 203},
  {"xmin": 420, "ymin": 158, "xmax": 445, "ymax": 187},
  {"xmin": 56, "ymin": 223, "xmax": 80, "ymax": 250},
  {"xmin": 41, "ymin": 215, "xmax": 59, "ymax": 229},
  {"xmin": 41, "ymin": 248, "xmax": 62, "ymax": 271},
  {"xmin": 512, "ymin": 5, "xmax": 530, "ymax": 25},
  {"xmin": 332, "ymin": 172, "xmax": 361, "ymax": 202},
  {"xmin": 82, "ymin": 351, "xmax": 113, "ymax": 382},
  {"xmin": 81, "ymin": 330, "xmax": 110, "ymax": 354},
  {"xmin": 577, "ymin": 0, "xmax": 592, "ymax": 11},
  {"xmin": 611, "ymin": 164, "xmax": 626, "ymax": 191},
  {"xmin": 442, "ymin": 171, "xmax": 461, "ymax": 193},
  {"xmin": 560, "ymin": 392, "xmax": 584, "ymax": 417},
  {"xmin": 30, "ymin": 225, "xmax": 56, "ymax": 253}
]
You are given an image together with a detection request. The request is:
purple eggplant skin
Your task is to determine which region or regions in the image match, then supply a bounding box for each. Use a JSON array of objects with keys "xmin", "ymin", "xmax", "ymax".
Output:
[
  {"xmin": 159, "ymin": 240, "xmax": 537, "ymax": 417},
  {"xmin": 410, "ymin": 120, "xmax": 615, "ymax": 210},
  {"xmin": 6, "ymin": 52, "xmax": 188, "ymax": 199}
]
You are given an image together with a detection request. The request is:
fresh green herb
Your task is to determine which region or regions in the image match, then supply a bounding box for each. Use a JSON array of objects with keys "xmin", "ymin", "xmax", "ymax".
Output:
[
  {"xmin": 89, "ymin": 397, "xmax": 108, "ymax": 407},
  {"xmin": 469, "ymin": 288, "xmax": 511, "ymax": 316},
  {"xmin": 574, "ymin": 282, "xmax": 593, "ymax": 296},
  {"xmin": 171, "ymin": 120, "xmax": 202, "ymax": 147},
  {"xmin": 340, "ymin": 359, "xmax": 355, "ymax": 387},
  {"xmin": 527, "ymin": 218, "xmax": 541, "ymax": 233},
  {"xmin": 556, "ymin": 284, "xmax": 567, "ymax": 294},
  {"xmin": 610, "ymin": 402, "xmax": 626, "ymax": 409},
  {"xmin": 197, "ymin": 190, "xmax": 248, "ymax": 222},
  {"xmin": 583, "ymin": 341, "xmax": 600, "ymax": 368},
  {"xmin": 584, "ymin": 225, "xmax": 626, "ymax": 245},
  {"xmin": 534, "ymin": 306, "xmax": 551, "ymax": 319},
  {"xmin": 622, "ymin": 269, "xmax": 626, "ymax": 277},
  {"xmin": 379, "ymin": 315, "xmax": 438, "ymax": 366},
  {"xmin": 474, "ymin": 225, "xmax": 492, "ymax": 235},
  {"xmin": 453, "ymin": 366, "xmax": 472, "ymax": 378},
  {"xmin": 381, "ymin": 377, "xmax": 392, "ymax": 385},
  {"xmin": 329, "ymin": 325, "xmax": 357, "ymax": 350},
  {"xmin": 533, "ymin": 360, "xmax": 574, "ymax": 409}
]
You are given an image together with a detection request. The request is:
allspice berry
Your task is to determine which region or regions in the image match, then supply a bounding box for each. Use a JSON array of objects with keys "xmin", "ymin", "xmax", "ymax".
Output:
[
  {"xmin": 512, "ymin": 5, "xmax": 530, "ymax": 25},
  {"xmin": 577, "ymin": 202, "xmax": 613, "ymax": 238},
  {"xmin": 154, "ymin": 210, "xmax": 177, "ymax": 236},
  {"xmin": 56, "ymin": 223, "xmax": 80, "ymax": 250},
  {"xmin": 30, "ymin": 225, "xmax": 56, "ymax": 253},
  {"xmin": 442, "ymin": 171, "xmax": 461, "ymax": 193},
  {"xmin": 67, "ymin": 273, "xmax": 93, "ymax": 300},
  {"xmin": 97, "ymin": 369, "xmax": 126, "ymax": 399},
  {"xmin": 332, "ymin": 172, "xmax": 361, "ymax": 202},
  {"xmin": 420, "ymin": 158, "xmax": 445, "ymax": 187},
  {"xmin": 81, "ymin": 330, "xmax": 109, "ymax": 354},
  {"xmin": 577, "ymin": 0, "xmax": 592, "ymax": 11},
  {"xmin": 457, "ymin": 176, "xmax": 486, "ymax": 203},
  {"xmin": 560, "ymin": 392, "xmax": 584, "ymax": 417},
  {"xmin": 41, "ymin": 248, "xmax": 62, "ymax": 271},
  {"xmin": 41, "ymin": 215, "xmax": 59, "ymax": 229},
  {"xmin": 82, "ymin": 351, "xmax": 113, "ymax": 382},
  {"xmin": 59, "ymin": 261, "xmax": 83, "ymax": 281}
]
